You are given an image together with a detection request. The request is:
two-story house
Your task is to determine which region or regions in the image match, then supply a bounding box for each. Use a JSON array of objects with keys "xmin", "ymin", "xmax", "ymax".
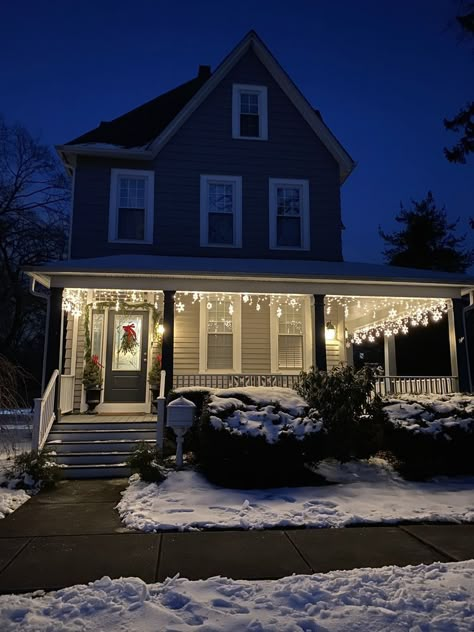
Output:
[{"xmin": 25, "ymin": 31, "xmax": 474, "ymax": 474}]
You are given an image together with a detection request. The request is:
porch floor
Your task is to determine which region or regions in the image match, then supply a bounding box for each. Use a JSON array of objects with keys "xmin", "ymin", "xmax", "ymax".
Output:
[{"xmin": 59, "ymin": 414, "xmax": 156, "ymax": 424}]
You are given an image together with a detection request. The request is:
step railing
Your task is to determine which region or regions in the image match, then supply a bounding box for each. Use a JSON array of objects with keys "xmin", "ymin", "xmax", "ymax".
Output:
[
  {"xmin": 59, "ymin": 374, "xmax": 75, "ymax": 414},
  {"xmin": 32, "ymin": 369, "xmax": 59, "ymax": 450},
  {"xmin": 374, "ymin": 375, "xmax": 459, "ymax": 396},
  {"xmin": 173, "ymin": 373, "xmax": 300, "ymax": 389},
  {"xmin": 156, "ymin": 369, "xmax": 166, "ymax": 451}
]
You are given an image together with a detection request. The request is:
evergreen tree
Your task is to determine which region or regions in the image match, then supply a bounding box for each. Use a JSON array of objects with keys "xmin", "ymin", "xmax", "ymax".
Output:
[{"xmin": 379, "ymin": 192, "xmax": 472, "ymax": 272}]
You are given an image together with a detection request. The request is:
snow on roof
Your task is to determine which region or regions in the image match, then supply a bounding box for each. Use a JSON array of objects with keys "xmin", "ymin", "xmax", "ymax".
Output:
[{"xmin": 25, "ymin": 254, "xmax": 474, "ymax": 286}]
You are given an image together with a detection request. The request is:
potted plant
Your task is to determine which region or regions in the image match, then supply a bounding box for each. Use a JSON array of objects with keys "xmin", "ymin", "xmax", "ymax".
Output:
[
  {"xmin": 82, "ymin": 355, "xmax": 103, "ymax": 414},
  {"xmin": 148, "ymin": 353, "xmax": 162, "ymax": 412}
]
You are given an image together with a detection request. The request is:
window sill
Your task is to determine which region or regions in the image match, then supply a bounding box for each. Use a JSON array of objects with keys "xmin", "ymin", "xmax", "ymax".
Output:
[
  {"xmin": 269, "ymin": 245, "xmax": 310, "ymax": 251},
  {"xmin": 108, "ymin": 238, "xmax": 153, "ymax": 245},
  {"xmin": 232, "ymin": 134, "xmax": 268, "ymax": 141},
  {"xmin": 200, "ymin": 242, "xmax": 242, "ymax": 248}
]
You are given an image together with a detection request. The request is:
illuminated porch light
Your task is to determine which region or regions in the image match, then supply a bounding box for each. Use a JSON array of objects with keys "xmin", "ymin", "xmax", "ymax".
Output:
[
  {"xmin": 325, "ymin": 321, "xmax": 336, "ymax": 341},
  {"xmin": 157, "ymin": 324, "xmax": 165, "ymax": 336}
]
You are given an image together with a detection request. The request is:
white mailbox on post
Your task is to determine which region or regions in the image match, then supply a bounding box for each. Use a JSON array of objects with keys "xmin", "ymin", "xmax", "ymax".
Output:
[{"xmin": 166, "ymin": 396, "xmax": 196, "ymax": 469}]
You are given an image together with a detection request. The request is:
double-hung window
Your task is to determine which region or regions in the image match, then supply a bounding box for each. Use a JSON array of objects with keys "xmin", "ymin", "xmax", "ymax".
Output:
[
  {"xmin": 199, "ymin": 297, "xmax": 242, "ymax": 373},
  {"xmin": 200, "ymin": 175, "xmax": 242, "ymax": 247},
  {"xmin": 269, "ymin": 178, "xmax": 310, "ymax": 250},
  {"xmin": 232, "ymin": 84, "xmax": 268, "ymax": 140},
  {"xmin": 108, "ymin": 169, "xmax": 154, "ymax": 243},
  {"xmin": 270, "ymin": 298, "xmax": 312, "ymax": 373}
]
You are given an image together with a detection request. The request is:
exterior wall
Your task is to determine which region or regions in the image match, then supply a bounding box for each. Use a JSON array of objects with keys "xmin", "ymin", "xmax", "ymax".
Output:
[
  {"xmin": 241, "ymin": 301, "xmax": 271, "ymax": 373},
  {"xmin": 63, "ymin": 313, "xmax": 74, "ymax": 374},
  {"xmin": 174, "ymin": 301, "xmax": 200, "ymax": 375},
  {"xmin": 70, "ymin": 48, "xmax": 342, "ymax": 262}
]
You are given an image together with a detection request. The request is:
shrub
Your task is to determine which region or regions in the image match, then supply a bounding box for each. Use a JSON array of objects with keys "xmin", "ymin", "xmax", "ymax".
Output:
[
  {"xmin": 5, "ymin": 447, "xmax": 61, "ymax": 489},
  {"xmin": 296, "ymin": 365, "xmax": 385, "ymax": 461},
  {"xmin": 82, "ymin": 357, "xmax": 102, "ymax": 389},
  {"xmin": 127, "ymin": 442, "xmax": 167, "ymax": 483}
]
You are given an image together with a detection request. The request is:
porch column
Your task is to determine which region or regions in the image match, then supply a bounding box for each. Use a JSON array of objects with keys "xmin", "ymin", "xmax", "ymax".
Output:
[
  {"xmin": 44, "ymin": 287, "xmax": 63, "ymax": 387},
  {"xmin": 162, "ymin": 290, "xmax": 175, "ymax": 394},
  {"xmin": 449, "ymin": 299, "xmax": 470, "ymax": 392},
  {"xmin": 313, "ymin": 294, "xmax": 327, "ymax": 371},
  {"xmin": 384, "ymin": 335, "xmax": 397, "ymax": 376}
]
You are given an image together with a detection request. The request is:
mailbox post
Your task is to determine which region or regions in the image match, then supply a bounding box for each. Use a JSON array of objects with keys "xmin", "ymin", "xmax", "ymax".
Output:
[{"xmin": 166, "ymin": 396, "xmax": 196, "ymax": 469}]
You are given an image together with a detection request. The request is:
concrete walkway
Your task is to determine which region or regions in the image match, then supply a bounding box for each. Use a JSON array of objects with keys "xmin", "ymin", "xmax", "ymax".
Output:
[{"xmin": 0, "ymin": 480, "xmax": 473, "ymax": 593}]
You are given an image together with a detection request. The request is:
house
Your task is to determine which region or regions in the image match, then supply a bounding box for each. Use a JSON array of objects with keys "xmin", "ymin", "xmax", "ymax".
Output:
[{"xmin": 25, "ymin": 31, "xmax": 474, "ymax": 474}]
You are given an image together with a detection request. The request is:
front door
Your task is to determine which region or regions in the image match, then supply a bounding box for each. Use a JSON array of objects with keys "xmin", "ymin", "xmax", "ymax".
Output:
[{"xmin": 104, "ymin": 311, "xmax": 149, "ymax": 403}]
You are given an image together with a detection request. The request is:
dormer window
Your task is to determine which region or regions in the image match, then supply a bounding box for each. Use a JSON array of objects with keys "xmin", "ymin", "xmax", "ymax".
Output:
[
  {"xmin": 232, "ymin": 84, "xmax": 268, "ymax": 140},
  {"xmin": 108, "ymin": 169, "xmax": 154, "ymax": 243}
]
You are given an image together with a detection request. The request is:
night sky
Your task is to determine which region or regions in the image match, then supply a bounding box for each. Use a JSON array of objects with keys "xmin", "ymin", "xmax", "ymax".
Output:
[{"xmin": 1, "ymin": 0, "xmax": 472, "ymax": 265}]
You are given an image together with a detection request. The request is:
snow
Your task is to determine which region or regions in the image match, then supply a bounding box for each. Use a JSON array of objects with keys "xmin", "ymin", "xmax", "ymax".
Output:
[
  {"xmin": 1, "ymin": 561, "xmax": 473, "ymax": 631},
  {"xmin": 0, "ymin": 454, "xmax": 31, "ymax": 519},
  {"xmin": 384, "ymin": 393, "xmax": 474, "ymax": 435},
  {"xmin": 117, "ymin": 460, "xmax": 474, "ymax": 532}
]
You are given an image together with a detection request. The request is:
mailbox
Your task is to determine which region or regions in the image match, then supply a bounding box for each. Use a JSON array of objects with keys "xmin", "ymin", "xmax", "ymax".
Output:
[{"xmin": 166, "ymin": 396, "xmax": 196, "ymax": 469}]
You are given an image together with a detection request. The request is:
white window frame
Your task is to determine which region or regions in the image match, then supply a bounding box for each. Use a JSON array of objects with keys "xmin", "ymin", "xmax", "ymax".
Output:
[
  {"xmin": 269, "ymin": 178, "xmax": 310, "ymax": 251},
  {"xmin": 199, "ymin": 296, "xmax": 242, "ymax": 374},
  {"xmin": 270, "ymin": 297, "xmax": 313, "ymax": 374},
  {"xmin": 200, "ymin": 175, "xmax": 242, "ymax": 248},
  {"xmin": 232, "ymin": 84, "xmax": 268, "ymax": 140},
  {"xmin": 108, "ymin": 169, "xmax": 154, "ymax": 244}
]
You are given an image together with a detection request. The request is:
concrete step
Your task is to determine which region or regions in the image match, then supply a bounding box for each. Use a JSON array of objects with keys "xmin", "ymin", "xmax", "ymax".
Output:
[
  {"xmin": 48, "ymin": 428, "xmax": 156, "ymax": 441},
  {"xmin": 46, "ymin": 439, "xmax": 155, "ymax": 453},
  {"xmin": 54, "ymin": 421, "xmax": 156, "ymax": 431},
  {"xmin": 54, "ymin": 452, "xmax": 133, "ymax": 465},
  {"xmin": 59, "ymin": 463, "xmax": 131, "ymax": 479}
]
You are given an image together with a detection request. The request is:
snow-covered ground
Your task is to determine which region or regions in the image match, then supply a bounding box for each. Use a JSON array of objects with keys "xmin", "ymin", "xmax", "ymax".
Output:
[
  {"xmin": 117, "ymin": 459, "xmax": 474, "ymax": 532},
  {"xmin": 0, "ymin": 437, "xmax": 32, "ymax": 519},
  {"xmin": 1, "ymin": 561, "xmax": 473, "ymax": 631}
]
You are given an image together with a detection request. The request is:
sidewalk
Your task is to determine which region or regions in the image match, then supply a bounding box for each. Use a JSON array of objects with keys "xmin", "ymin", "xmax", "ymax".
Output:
[{"xmin": 0, "ymin": 479, "xmax": 473, "ymax": 593}]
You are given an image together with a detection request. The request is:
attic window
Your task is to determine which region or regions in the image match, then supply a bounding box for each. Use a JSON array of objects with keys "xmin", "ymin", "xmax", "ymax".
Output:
[
  {"xmin": 232, "ymin": 84, "xmax": 268, "ymax": 140},
  {"xmin": 108, "ymin": 169, "xmax": 154, "ymax": 244}
]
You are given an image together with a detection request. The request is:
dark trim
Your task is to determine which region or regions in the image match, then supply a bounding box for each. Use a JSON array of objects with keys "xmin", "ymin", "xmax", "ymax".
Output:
[
  {"xmin": 44, "ymin": 288, "xmax": 63, "ymax": 417},
  {"xmin": 162, "ymin": 290, "xmax": 175, "ymax": 394},
  {"xmin": 452, "ymin": 298, "xmax": 470, "ymax": 392},
  {"xmin": 314, "ymin": 294, "xmax": 327, "ymax": 371}
]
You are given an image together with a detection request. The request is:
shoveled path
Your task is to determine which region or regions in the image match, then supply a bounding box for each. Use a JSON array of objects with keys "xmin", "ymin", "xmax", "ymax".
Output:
[{"xmin": 0, "ymin": 479, "xmax": 473, "ymax": 593}]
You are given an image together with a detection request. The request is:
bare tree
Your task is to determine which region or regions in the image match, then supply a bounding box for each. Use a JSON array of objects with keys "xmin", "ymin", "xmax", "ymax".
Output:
[{"xmin": 0, "ymin": 116, "xmax": 69, "ymax": 357}]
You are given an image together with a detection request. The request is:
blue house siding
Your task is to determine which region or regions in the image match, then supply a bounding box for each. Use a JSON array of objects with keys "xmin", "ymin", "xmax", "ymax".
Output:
[{"xmin": 70, "ymin": 48, "xmax": 343, "ymax": 261}]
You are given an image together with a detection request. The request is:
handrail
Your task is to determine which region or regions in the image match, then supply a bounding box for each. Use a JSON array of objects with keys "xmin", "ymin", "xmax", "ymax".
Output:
[
  {"xmin": 374, "ymin": 375, "xmax": 458, "ymax": 396},
  {"xmin": 32, "ymin": 369, "xmax": 59, "ymax": 451},
  {"xmin": 173, "ymin": 373, "xmax": 300, "ymax": 389}
]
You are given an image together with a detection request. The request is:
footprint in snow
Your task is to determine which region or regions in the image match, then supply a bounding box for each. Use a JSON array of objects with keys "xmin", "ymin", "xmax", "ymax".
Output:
[{"xmin": 164, "ymin": 508, "xmax": 195, "ymax": 513}]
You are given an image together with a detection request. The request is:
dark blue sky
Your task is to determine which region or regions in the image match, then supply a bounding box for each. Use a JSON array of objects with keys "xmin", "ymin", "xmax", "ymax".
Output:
[{"xmin": 1, "ymin": 0, "xmax": 472, "ymax": 264}]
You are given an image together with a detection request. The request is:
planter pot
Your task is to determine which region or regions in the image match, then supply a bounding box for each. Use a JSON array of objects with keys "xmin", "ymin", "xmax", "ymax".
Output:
[
  {"xmin": 150, "ymin": 384, "xmax": 160, "ymax": 413},
  {"xmin": 85, "ymin": 387, "xmax": 102, "ymax": 414}
]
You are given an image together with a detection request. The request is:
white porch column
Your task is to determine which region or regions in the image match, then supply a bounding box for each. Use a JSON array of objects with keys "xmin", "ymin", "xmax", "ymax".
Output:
[
  {"xmin": 448, "ymin": 305, "xmax": 458, "ymax": 379},
  {"xmin": 384, "ymin": 335, "xmax": 397, "ymax": 376}
]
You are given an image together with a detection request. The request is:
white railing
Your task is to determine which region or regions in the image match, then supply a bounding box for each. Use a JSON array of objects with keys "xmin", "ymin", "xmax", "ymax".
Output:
[
  {"xmin": 32, "ymin": 369, "xmax": 59, "ymax": 451},
  {"xmin": 374, "ymin": 375, "xmax": 459, "ymax": 396},
  {"xmin": 156, "ymin": 369, "xmax": 166, "ymax": 451},
  {"xmin": 173, "ymin": 374, "xmax": 300, "ymax": 389},
  {"xmin": 59, "ymin": 374, "xmax": 75, "ymax": 414}
]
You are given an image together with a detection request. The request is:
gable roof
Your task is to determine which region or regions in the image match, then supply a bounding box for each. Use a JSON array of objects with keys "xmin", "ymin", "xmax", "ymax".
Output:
[
  {"xmin": 57, "ymin": 31, "xmax": 355, "ymax": 183},
  {"xmin": 66, "ymin": 68, "xmax": 212, "ymax": 148}
]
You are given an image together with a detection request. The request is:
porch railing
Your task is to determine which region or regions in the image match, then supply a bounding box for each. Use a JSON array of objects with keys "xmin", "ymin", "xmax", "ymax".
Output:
[
  {"xmin": 59, "ymin": 374, "xmax": 75, "ymax": 414},
  {"xmin": 173, "ymin": 374, "xmax": 300, "ymax": 389},
  {"xmin": 374, "ymin": 375, "xmax": 458, "ymax": 396},
  {"xmin": 32, "ymin": 369, "xmax": 59, "ymax": 450}
]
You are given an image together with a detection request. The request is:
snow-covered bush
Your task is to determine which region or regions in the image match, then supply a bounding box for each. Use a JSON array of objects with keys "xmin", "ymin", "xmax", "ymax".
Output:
[
  {"xmin": 4, "ymin": 447, "xmax": 61, "ymax": 489},
  {"xmin": 382, "ymin": 394, "xmax": 474, "ymax": 479},
  {"xmin": 195, "ymin": 387, "xmax": 327, "ymax": 488},
  {"xmin": 296, "ymin": 365, "xmax": 386, "ymax": 461},
  {"xmin": 127, "ymin": 442, "xmax": 167, "ymax": 484}
]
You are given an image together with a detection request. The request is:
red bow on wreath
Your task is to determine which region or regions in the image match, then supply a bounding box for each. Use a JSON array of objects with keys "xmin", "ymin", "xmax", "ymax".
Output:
[
  {"xmin": 123, "ymin": 323, "xmax": 137, "ymax": 341},
  {"xmin": 92, "ymin": 354, "xmax": 104, "ymax": 368}
]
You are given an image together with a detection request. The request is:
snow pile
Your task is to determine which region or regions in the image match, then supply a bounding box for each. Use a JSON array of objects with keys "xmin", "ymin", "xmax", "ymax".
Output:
[
  {"xmin": 117, "ymin": 461, "xmax": 474, "ymax": 531},
  {"xmin": 0, "ymin": 455, "xmax": 30, "ymax": 519},
  {"xmin": 383, "ymin": 393, "xmax": 474, "ymax": 435},
  {"xmin": 1, "ymin": 561, "xmax": 473, "ymax": 631}
]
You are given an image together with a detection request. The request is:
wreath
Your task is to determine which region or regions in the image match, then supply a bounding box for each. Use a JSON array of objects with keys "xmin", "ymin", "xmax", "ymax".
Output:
[{"xmin": 119, "ymin": 323, "xmax": 139, "ymax": 355}]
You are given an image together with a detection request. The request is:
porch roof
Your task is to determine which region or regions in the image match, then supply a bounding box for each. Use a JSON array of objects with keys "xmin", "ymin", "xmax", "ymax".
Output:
[{"xmin": 25, "ymin": 255, "xmax": 474, "ymax": 298}]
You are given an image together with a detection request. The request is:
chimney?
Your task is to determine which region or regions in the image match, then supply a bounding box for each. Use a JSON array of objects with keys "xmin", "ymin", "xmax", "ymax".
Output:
[{"xmin": 198, "ymin": 64, "xmax": 211, "ymax": 79}]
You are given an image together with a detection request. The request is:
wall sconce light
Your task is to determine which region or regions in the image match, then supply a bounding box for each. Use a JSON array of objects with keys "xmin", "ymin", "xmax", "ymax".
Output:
[
  {"xmin": 325, "ymin": 321, "xmax": 336, "ymax": 341},
  {"xmin": 158, "ymin": 324, "xmax": 165, "ymax": 336}
]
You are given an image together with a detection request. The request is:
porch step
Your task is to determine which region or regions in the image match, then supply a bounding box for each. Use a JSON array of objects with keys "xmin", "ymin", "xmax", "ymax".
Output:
[
  {"xmin": 54, "ymin": 451, "xmax": 134, "ymax": 465},
  {"xmin": 46, "ymin": 439, "xmax": 155, "ymax": 453},
  {"xmin": 48, "ymin": 428, "xmax": 155, "ymax": 441},
  {"xmin": 54, "ymin": 421, "xmax": 156, "ymax": 431},
  {"xmin": 59, "ymin": 463, "xmax": 131, "ymax": 479}
]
